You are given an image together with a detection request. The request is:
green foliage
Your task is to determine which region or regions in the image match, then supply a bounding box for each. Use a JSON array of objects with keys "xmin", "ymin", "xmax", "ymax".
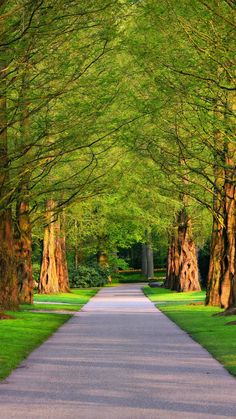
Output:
[{"xmin": 69, "ymin": 264, "xmax": 109, "ymax": 288}]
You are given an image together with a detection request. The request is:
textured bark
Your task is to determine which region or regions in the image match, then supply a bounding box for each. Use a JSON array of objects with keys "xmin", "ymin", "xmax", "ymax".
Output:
[
  {"xmin": 14, "ymin": 196, "xmax": 33, "ymax": 304},
  {"xmin": 38, "ymin": 201, "xmax": 69, "ymax": 294},
  {"xmin": 165, "ymin": 209, "xmax": 201, "ymax": 292},
  {"xmin": 0, "ymin": 209, "xmax": 19, "ymax": 309},
  {"xmin": 38, "ymin": 200, "xmax": 59, "ymax": 294},
  {"xmin": 206, "ymin": 216, "xmax": 224, "ymax": 306},
  {"xmin": 14, "ymin": 79, "xmax": 33, "ymax": 304},
  {"xmin": 206, "ymin": 165, "xmax": 225, "ymax": 306},
  {"xmin": 0, "ymin": 46, "xmax": 19, "ymax": 310},
  {"xmin": 220, "ymin": 140, "xmax": 236, "ymax": 308},
  {"xmin": 207, "ymin": 162, "xmax": 236, "ymax": 309},
  {"xmin": 206, "ymin": 93, "xmax": 236, "ymax": 309},
  {"xmin": 55, "ymin": 212, "xmax": 69, "ymax": 293}
]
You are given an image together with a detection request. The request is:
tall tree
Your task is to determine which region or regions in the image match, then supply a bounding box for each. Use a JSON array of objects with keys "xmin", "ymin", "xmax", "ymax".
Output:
[{"xmin": 0, "ymin": 17, "xmax": 19, "ymax": 309}]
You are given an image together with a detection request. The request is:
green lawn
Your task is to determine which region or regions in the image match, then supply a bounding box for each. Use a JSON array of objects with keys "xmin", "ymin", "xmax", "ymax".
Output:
[
  {"xmin": 143, "ymin": 285, "xmax": 236, "ymax": 377},
  {"xmin": 0, "ymin": 312, "xmax": 71, "ymax": 380},
  {"xmin": 110, "ymin": 271, "xmax": 165, "ymax": 284},
  {"xmin": 34, "ymin": 288, "xmax": 97, "ymax": 304},
  {"xmin": 21, "ymin": 303, "xmax": 84, "ymax": 312},
  {"xmin": 0, "ymin": 288, "xmax": 97, "ymax": 380}
]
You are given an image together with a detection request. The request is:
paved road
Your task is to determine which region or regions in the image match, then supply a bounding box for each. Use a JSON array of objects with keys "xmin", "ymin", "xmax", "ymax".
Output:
[{"xmin": 0, "ymin": 284, "xmax": 235, "ymax": 419}]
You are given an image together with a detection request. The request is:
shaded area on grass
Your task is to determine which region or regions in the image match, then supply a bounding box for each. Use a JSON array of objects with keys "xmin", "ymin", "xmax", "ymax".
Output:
[
  {"xmin": 33, "ymin": 288, "xmax": 97, "ymax": 304},
  {"xmin": 143, "ymin": 286, "xmax": 236, "ymax": 377},
  {"xmin": 0, "ymin": 312, "xmax": 71, "ymax": 380},
  {"xmin": 143, "ymin": 286, "xmax": 205, "ymax": 303},
  {"xmin": 21, "ymin": 303, "xmax": 84, "ymax": 312},
  {"xmin": 0, "ymin": 288, "xmax": 98, "ymax": 381}
]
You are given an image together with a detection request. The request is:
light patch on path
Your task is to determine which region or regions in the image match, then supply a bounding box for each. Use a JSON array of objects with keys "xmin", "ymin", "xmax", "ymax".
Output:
[{"xmin": 0, "ymin": 284, "xmax": 235, "ymax": 419}]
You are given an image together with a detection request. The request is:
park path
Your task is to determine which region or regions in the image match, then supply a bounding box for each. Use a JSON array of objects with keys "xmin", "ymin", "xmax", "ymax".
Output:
[{"xmin": 0, "ymin": 284, "xmax": 235, "ymax": 419}]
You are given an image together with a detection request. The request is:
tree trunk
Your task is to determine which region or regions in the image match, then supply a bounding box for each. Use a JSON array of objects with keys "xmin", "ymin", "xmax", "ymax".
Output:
[
  {"xmin": 206, "ymin": 92, "xmax": 236, "ymax": 309},
  {"xmin": 0, "ymin": 41, "xmax": 19, "ymax": 310},
  {"xmin": 38, "ymin": 200, "xmax": 59, "ymax": 294},
  {"xmin": 164, "ymin": 237, "xmax": 176, "ymax": 289},
  {"xmin": 74, "ymin": 220, "xmax": 83, "ymax": 269},
  {"xmin": 38, "ymin": 201, "xmax": 70, "ymax": 294},
  {"xmin": 14, "ymin": 193, "xmax": 33, "ymax": 303},
  {"xmin": 55, "ymin": 212, "xmax": 70, "ymax": 293},
  {"xmin": 14, "ymin": 73, "xmax": 33, "ymax": 304},
  {"xmin": 165, "ymin": 209, "xmax": 201, "ymax": 292},
  {"xmin": 220, "ymin": 132, "xmax": 236, "ymax": 308},
  {"xmin": 97, "ymin": 250, "xmax": 111, "ymax": 283},
  {"xmin": 141, "ymin": 244, "xmax": 147, "ymax": 276},
  {"xmin": 221, "ymin": 177, "xmax": 236, "ymax": 308},
  {"xmin": 146, "ymin": 245, "xmax": 154, "ymax": 279},
  {"xmin": 206, "ymin": 164, "xmax": 225, "ymax": 306}
]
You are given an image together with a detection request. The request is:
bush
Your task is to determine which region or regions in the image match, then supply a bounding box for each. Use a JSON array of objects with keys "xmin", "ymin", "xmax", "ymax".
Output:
[{"xmin": 69, "ymin": 264, "xmax": 109, "ymax": 288}]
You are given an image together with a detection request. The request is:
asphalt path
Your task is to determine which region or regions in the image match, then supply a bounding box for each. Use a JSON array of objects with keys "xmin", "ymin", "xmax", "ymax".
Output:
[{"xmin": 0, "ymin": 284, "xmax": 235, "ymax": 418}]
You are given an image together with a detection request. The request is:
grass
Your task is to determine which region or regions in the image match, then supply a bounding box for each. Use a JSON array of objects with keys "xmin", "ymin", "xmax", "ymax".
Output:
[
  {"xmin": 34, "ymin": 288, "xmax": 98, "ymax": 304},
  {"xmin": 109, "ymin": 270, "xmax": 165, "ymax": 284},
  {"xmin": 0, "ymin": 312, "xmax": 71, "ymax": 380},
  {"xmin": 21, "ymin": 303, "xmax": 83, "ymax": 312},
  {"xmin": 0, "ymin": 288, "xmax": 98, "ymax": 380},
  {"xmin": 143, "ymin": 285, "xmax": 236, "ymax": 377},
  {"xmin": 143, "ymin": 286, "xmax": 205, "ymax": 305}
]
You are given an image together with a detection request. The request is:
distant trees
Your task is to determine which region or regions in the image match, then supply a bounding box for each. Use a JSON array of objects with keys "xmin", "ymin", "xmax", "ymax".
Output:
[
  {"xmin": 121, "ymin": 0, "xmax": 235, "ymax": 307},
  {"xmin": 0, "ymin": 0, "xmax": 130, "ymax": 307},
  {"xmin": 0, "ymin": 0, "xmax": 235, "ymax": 311}
]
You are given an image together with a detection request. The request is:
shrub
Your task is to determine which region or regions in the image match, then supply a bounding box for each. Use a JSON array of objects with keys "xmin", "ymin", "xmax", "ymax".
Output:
[{"xmin": 69, "ymin": 264, "xmax": 108, "ymax": 288}]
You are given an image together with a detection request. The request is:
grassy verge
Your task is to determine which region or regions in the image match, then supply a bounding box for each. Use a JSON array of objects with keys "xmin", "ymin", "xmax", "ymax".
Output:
[
  {"xmin": 21, "ymin": 303, "xmax": 83, "ymax": 312},
  {"xmin": 0, "ymin": 288, "xmax": 97, "ymax": 380},
  {"xmin": 0, "ymin": 312, "xmax": 71, "ymax": 380},
  {"xmin": 143, "ymin": 285, "xmax": 236, "ymax": 377},
  {"xmin": 33, "ymin": 288, "xmax": 98, "ymax": 304},
  {"xmin": 109, "ymin": 271, "xmax": 165, "ymax": 284}
]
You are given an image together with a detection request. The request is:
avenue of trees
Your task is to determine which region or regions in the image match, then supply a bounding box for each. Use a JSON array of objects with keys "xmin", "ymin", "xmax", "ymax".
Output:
[{"xmin": 0, "ymin": 1, "xmax": 235, "ymax": 311}]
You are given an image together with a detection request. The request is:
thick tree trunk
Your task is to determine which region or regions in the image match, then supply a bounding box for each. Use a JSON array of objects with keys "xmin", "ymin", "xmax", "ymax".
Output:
[
  {"xmin": 207, "ymin": 94, "xmax": 236, "ymax": 309},
  {"xmin": 206, "ymin": 164, "xmax": 225, "ymax": 306},
  {"xmin": 164, "ymin": 237, "xmax": 176, "ymax": 289},
  {"xmin": 38, "ymin": 200, "xmax": 59, "ymax": 294},
  {"xmin": 14, "ymin": 193, "xmax": 33, "ymax": 303},
  {"xmin": 38, "ymin": 201, "xmax": 69, "ymax": 294},
  {"xmin": 207, "ymin": 166, "xmax": 236, "ymax": 309},
  {"xmin": 221, "ymin": 180, "xmax": 236, "ymax": 308},
  {"xmin": 0, "ymin": 47, "xmax": 19, "ymax": 310},
  {"xmin": 206, "ymin": 216, "xmax": 224, "ymax": 306},
  {"xmin": 165, "ymin": 209, "xmax": 201, "ymax": 292},
  {"xmin": 55, "ymin": 212, "xmax": 69, "ymax": 293},
  {"xmin": 220, "ymin": 139, "xmax": 236, "ymax": 308},
  {"xmin": 0, "ymin": 209, "xmax": 19, "ymax": 310},
  {"xmin": 14, "ymin": 80, "xmax": 33, "ymax": 304}
]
